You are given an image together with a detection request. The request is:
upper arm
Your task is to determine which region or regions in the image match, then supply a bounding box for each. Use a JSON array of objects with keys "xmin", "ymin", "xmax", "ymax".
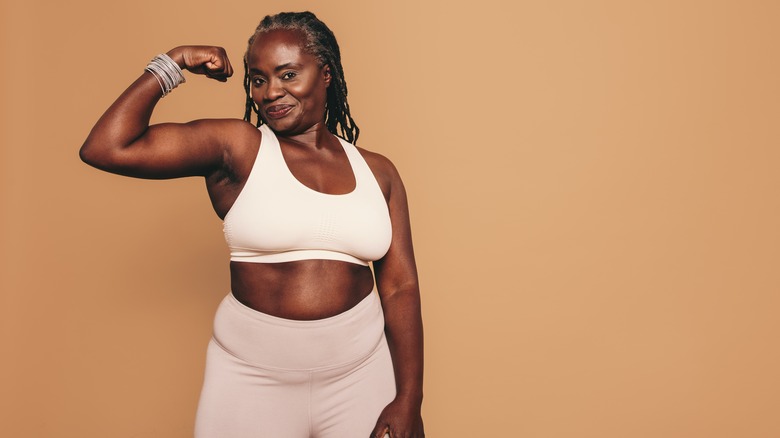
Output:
[
  {"xmin": 80, "ymin": 118, "xmax": 258, "ymax": 180},
  {"xmin": 370, "ymin": 154, "xmax": 420, "ymax": 298}
]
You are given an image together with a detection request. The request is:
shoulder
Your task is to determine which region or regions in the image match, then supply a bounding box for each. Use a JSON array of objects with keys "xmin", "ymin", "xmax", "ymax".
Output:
[
  {"xmin": 189, "ymin": 118, "xmax": 262, "ymax": 182},
  {"xmin": 184, "ymin": 118, "xmax": 261, "ymax": 145},
  {"xmin": 195, "ymin": 118, "xmax": 262, "ymax": 161},
  {"xmin": 354, "ymin": 145, "xmax": 405, "ymax": 201}
]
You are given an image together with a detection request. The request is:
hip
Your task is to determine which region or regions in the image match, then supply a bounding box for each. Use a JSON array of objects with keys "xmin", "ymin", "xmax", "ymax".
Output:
[{"xmin": 211, "ymin": 289, "xmax": 386, "ymax": 371}]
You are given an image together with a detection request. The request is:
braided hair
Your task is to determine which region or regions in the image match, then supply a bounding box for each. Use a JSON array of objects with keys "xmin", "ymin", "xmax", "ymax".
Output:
[{"xmin": 243, "ymin": 11, "xmax": 360, "ymax": 144}]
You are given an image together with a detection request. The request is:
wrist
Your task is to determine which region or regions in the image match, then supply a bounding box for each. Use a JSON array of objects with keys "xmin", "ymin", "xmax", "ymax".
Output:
[
  {"xmin": 165, "ymin": 47, "xmax": 187, "ymax": 69},
  {"xmin": 145, "ymin": 53, "xmax": 186, "ymax": 97},
  {"xmin": 394, "ymin": 390, "xmax": 423, "ymax": 408}
]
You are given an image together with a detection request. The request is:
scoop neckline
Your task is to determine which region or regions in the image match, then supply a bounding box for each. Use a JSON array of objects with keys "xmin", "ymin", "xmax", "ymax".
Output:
[{"xmin": 268, "ymin": 125, "xmax": 358, "ymax": 197}]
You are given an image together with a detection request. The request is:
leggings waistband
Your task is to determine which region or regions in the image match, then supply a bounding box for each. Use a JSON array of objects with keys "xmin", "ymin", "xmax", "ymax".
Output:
[{"xmin": 212, "ymin": 291, "xmax": 385, "ymax": 371}]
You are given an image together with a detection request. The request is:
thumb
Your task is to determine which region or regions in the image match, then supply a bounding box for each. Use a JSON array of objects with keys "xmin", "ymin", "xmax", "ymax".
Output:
[
  {"xmin": 369, "ymin": 423, "xmax": 389, "ymax": 438},
  {"xmin": 204, "ymin": 56, "xmax": 223, "ymax": 71}
]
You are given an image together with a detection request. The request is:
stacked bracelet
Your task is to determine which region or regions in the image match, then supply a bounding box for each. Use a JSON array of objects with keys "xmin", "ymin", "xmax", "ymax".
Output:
[{"xmin": 145, "ymin": 53, "xmax": 186, "ymax": 97}]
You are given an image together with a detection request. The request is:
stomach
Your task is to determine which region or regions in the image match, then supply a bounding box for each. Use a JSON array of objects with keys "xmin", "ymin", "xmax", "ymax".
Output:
[{"xmin": 229, "ymin": 259, "xmax": 376, "ymax": 320}]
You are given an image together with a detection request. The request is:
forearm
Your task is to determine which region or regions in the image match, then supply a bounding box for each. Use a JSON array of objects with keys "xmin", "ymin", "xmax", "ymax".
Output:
[
  {"xmin": 80, "ymin": 72, "xmax": 166, "ymax": 163},
  {"xmin": 80, "ymin": 48, "xmax": 191, "ymax": 165},
  {"xmin": 79, "ymin": 46, "xmax": 236, "ymax": 179},
  {"xmin": 382, "ymin": 286, "xmax": 424, "ymax": 405}
]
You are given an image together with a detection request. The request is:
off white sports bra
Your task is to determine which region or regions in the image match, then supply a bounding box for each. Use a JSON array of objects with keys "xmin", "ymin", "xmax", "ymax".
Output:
[{"xmin": 223, "ymin": 124, "xmax": 392, "ymax": 266}]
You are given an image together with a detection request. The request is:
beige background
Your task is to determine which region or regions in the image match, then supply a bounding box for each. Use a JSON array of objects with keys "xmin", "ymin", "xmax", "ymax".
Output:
[{"xmin": 2, "ymin": 0, "xmax": 779, "ymax": 436}]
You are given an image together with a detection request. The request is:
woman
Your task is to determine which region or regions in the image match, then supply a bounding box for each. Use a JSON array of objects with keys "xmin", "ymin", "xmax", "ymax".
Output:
[{"xmin": 80, "ymin": 11, "xmax": 424, "ymax": 438}]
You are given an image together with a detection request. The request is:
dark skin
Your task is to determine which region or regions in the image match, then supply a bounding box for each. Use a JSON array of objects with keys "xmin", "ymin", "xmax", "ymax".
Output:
[{"xmin": 80, "ymin": 29, "xmax": 423, "ymax": 437}]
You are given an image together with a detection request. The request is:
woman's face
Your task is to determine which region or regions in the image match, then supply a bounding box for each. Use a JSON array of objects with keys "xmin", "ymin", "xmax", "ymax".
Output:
[{"xmin": 247, "ymin": 29, "xmax": 331, "ymax": 135}]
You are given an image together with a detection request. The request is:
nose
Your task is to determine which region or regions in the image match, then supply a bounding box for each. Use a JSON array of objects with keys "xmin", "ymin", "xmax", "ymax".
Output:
[{"xmin": 263, "ymin": 78, "xmax": 285, "ymax": 101}]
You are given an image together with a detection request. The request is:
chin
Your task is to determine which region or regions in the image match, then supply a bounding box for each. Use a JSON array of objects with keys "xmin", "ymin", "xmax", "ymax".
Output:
[
  {"xmin": 265, "ymin": 119, "xmax": 293, "ymax": 133},
  {"xmin": 267, "ymin": 117, "xmax": 312, "ymax": 136}
]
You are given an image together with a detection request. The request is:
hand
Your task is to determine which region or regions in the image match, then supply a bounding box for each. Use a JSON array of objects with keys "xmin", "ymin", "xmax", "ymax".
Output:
[
  {"xmin": 370, "ymin": 397, "xmax": 425, "ymax": 438},
  {"xmin": 166, "ymin": 46, "xmax": 234, "ymax": 82}
]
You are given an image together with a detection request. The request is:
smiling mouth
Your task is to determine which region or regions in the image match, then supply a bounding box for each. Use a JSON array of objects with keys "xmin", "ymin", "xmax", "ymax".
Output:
[{"xmin": 265, "ymin": 104, "xmax": 294, "ymax": 119}]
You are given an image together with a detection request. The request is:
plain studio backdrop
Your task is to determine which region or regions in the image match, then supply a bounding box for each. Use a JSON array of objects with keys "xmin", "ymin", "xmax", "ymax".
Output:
[{"xmin": 2, "ymin": 1, "xmax": 779, "ymax": 436}]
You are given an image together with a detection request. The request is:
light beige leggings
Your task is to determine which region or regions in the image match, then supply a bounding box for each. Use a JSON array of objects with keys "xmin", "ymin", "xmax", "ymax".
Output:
[{"xmin": 194, "ymin": 290, "xmax": 396, "ymax": 438}]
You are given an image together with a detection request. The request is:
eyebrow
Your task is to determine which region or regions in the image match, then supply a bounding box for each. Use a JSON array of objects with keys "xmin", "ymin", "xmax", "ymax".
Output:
[{"xmin": 249, "ymin": 62, "xmax": 304, "ymax": 74}]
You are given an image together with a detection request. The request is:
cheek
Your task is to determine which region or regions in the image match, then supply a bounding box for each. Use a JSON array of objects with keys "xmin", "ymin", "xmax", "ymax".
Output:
[
  {"xmin": 296, "ymin": 80, "xmax": 327, "ymax": 107},
  {"xmin": 249, "ymin": 87, "xmax": 262, "ymax": 105}
]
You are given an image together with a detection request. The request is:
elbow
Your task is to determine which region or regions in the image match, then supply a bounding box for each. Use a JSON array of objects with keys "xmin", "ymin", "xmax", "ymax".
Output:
[
  {"xmin": 79, "ymin": 141, "xmax": 95, "ymax": 165},
  {"xmin": 79, "ymin": 140, "xmax": 118, "ymax": 171},
  {"xmin": 379, "ymin": 281, "xmax": 421, "ymax": 300},
  {"xmin": 79, "ymin": 140, "xmax": 104, "ymax": 168}
]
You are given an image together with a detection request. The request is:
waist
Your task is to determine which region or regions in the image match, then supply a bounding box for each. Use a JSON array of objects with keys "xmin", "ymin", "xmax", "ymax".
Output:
[
  {"xmin": 229, "ymin": 259, "xmax": 376, "ymax": 320},
  {"xmin": 212, "ymin": 289, "xmax": 386, "ymax": 370}
]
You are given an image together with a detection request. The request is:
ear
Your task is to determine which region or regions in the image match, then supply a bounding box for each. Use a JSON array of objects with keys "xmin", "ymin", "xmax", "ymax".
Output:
[{"xmin": 322, "ymin": 65, "xmax": 332, "ymax": 87}]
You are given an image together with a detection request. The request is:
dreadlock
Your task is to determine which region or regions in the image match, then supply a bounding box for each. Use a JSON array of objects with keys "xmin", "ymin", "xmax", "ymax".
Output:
[{"xmin": 243, "ymin": 11, "xmax": 360, "ymax": 144}]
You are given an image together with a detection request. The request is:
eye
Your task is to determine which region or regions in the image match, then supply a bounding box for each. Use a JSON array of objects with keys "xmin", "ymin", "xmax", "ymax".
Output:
[
  {"xmin": 251, "ymin": 76, "xmax": 266, "ymax": 87},
  {"xmin": 281, "ymin": 71, "xmax": 297, "ymax": 80}
]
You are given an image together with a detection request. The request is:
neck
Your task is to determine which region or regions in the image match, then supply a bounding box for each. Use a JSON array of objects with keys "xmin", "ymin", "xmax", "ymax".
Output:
[{"xmin": 279, "ymin": 121, "xmax": 334, "ymax": 149}]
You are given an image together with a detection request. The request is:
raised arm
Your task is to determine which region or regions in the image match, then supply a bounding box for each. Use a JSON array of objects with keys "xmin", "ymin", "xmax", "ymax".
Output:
[
  {"xmin": 79, "ymin": 46, "xmax": 252, "ymax": 179},
  {"xmin": 371, "ymin": 157, "xmax": 425, "ymax": 438}
]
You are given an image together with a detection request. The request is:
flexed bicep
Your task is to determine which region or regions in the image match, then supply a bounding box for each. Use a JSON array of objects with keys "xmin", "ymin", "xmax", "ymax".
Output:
[
  {"xmin": 98, "ymin": 119, "xmax": 252, "ymax": 179},
  {"xmin": 80, "ymin": 46, "xmax": 249, "ymax": 179}
]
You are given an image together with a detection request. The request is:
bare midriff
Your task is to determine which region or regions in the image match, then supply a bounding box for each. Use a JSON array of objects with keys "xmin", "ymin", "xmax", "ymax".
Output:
[{"xmin": 229, "ymin": 259, "xmax": 376, "ymax": 320}]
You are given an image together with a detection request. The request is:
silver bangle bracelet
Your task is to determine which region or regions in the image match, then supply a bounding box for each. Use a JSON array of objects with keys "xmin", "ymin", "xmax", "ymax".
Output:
[{"xmin": 144, "ymin": 53, "xmax": 186, "ymax": 97}]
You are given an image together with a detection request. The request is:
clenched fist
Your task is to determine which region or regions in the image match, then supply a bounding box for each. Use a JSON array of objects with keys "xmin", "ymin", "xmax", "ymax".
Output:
[{"xmin": 166, "ymin": 45, "xmax": 234, "ymax": 82}]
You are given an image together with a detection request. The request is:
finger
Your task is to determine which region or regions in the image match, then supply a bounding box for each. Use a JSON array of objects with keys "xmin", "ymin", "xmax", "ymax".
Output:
[
  {"xmin": 209, "ymin": 57, "xmax": 232, "ymax": 79},
  {"xmin": 205, "ymin": 63, "xmax": 229, "ymax": 81},
  {"xmin": 204, "ymin": 63, "xmax": 223, "ymax": 76},
  {"xmin": 222, "ymin": 53, "xmax": 234, "ymax": 77},
  {"xmin": 369, "ymin": 424, "xmax": 389, "ymax": 438},
  {"xmin": 206, "ymin": 70, "xmax": 229, "ymax": 82},
  {"xmin": 213, "ymin": 48, "xmax": 232, "ymax": 78},
  {"xmin": 225, "ymin": 58, "xmax": 234, "ymax": 77}
]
